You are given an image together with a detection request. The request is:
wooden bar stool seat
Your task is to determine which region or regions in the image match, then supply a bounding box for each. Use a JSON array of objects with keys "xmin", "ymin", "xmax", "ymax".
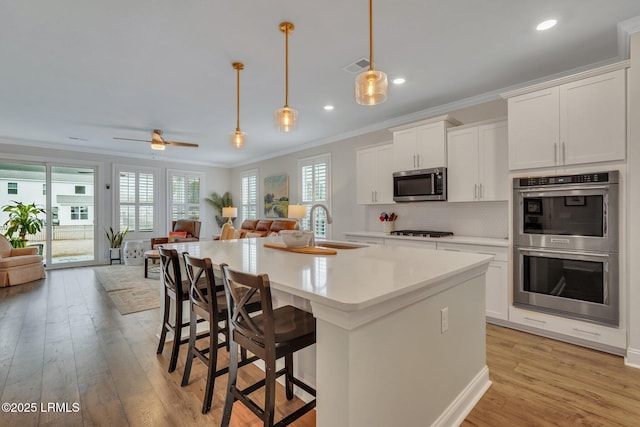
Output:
[
  {"xmin": 181, "ymin": 254, "xmax": 262, "ymax": 414},
  {"xmin": 144, "ymin": 249, "xmax": 160, "ymax": 278},
  {"xmin": 156, "ymin": 246, "xmax": 207, "ymax": 373},
  {"xmin": 220, "ymin": 263, "xmax": 317, "ymax": 427}
]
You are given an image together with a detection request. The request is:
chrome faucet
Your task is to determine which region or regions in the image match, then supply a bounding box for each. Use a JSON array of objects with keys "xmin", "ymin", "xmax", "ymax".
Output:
[{"xmin": 309, "ymin": 203, "xmax": 333, "ymax": 246}]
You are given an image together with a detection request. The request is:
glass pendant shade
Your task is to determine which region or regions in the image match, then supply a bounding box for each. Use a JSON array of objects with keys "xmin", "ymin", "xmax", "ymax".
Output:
[
  {"xmin": 355, "ymin": 69, "xmax": 388, "ymax": 105},
  {"xmin": 231, "ymin": 130, "xmax": 245, "ymax": 149},
  {"xmin": 151, "ymin": 142, "xmax": 165, "ymax": 151},
  {"xmin": 274, "ymin": 106, "xmax": 298, "ymax": 132}
]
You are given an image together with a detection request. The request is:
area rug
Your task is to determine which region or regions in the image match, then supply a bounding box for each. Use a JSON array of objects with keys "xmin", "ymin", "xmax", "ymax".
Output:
[{"xmin": 93, "ymin": 264, "xmax": 161, "ymax": 315}]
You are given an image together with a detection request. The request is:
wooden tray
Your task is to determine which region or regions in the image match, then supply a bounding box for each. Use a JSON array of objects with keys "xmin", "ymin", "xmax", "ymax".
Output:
[{"xmin": 263, "ymin": 242, "xmax": 337, "ymax": 255}]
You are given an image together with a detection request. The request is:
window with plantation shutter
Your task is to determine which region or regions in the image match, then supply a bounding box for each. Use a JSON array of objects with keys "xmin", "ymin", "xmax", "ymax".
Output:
[
  {"xmin": 241, "ymin": 169, "xmax": 258, "ymax": 222},
  {"xmin": 299, "ymin": 154, "xmax": 331, "ymax": 238},
  {"xmin": 115, "ymin": 166, "xmax": 158, "ymax": 234},
  {"xmin": 168, "ymin": 171, "xmax": 201, "ymax": 221}
]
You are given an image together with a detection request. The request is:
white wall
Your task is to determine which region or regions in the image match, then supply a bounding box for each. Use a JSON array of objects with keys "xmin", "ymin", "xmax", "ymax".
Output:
[
  {"xmin": 0, "ymin": 139, "xmax": 230, "ymax": 262},
  {"xmin": 626, "ymin": 32, "xmax": 640, "ymax": 366},
  {"xmin": 231, "ymin": 99, "xmax": 509, "ymax": 240}
]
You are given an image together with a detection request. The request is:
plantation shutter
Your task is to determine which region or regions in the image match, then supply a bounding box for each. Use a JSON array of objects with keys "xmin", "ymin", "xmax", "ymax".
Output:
[{"xmin": 299, "ymin": 154, "xmax": 331, "ymax": 238}]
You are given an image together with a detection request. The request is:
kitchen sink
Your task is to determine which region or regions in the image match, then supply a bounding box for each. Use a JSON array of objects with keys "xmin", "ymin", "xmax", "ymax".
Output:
[{"xmin": 314, "ymin": 241, "xmax": 367, "ymax": 250}]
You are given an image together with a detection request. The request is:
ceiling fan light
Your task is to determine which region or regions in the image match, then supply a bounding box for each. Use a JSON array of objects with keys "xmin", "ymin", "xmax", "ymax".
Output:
[
  {"xmin": 231, "ymin": 130, "xmax": 246, "ymax": 149},
  {"xmin": 151, "ymin": 141, "xmax": 165, "ymax": 151},
  {"xmin": 274, "ymin": 106, "xmax": 298, "ymax": 132},
  {"xmin": 355, "ymin": 69, "xmax": 388, "ymax": 105}
]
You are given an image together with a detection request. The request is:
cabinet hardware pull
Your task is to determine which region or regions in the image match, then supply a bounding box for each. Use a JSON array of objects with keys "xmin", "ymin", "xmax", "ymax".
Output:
[
  {"xmin": 413, "ymin": 154, "xmax": 416, "ymax": 168},
  {"xmin": 443, "ymin": 248, "xmax": 460, "ymax": 252},
  {"xmin": 573, "ymin": 328, "xmax": 601, "ymax": 337},
  {"xmin": 416, "ymin": 154, "xmax": 420, "ymax": 168},
  {"xmin": 479, "ymin": 183, "xmax": 483, "ymax": 199},
  {"xmin": 474, "ymin": 184, "xmax": 478, "ymax": 199},
  {"xmin": 524, "ymin": 316, "xmax": 547, "ymax": 324},
  {"xmin": 371, "ymin": 191, "xmax": 374, "ymax": 202},
  {"xmin": 478, "ymin": 252, "xmax": 496, "ymax": 256},
  {"xmin": 554, "ymin": 143, "xmax": 558, "ymax": 164},
  {"xmin": 374, "ymin": 190, "xmax": 377, "ymax": 202},
  {"xmin": 562, "ymin": 141, "xmax": 566, "ymax": 164}
]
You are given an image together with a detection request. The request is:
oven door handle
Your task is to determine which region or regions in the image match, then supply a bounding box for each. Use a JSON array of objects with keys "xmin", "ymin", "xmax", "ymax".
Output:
[
  {"xmin": 518, "ymin": 247, "xmax": 610, "ymax": 258},
  {"xmin": 517, "ymin": 185, "xmax": 610, "ymax": 194}
]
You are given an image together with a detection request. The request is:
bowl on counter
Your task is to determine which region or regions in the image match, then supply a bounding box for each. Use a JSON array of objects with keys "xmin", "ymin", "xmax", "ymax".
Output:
[{"xmin": 280, "ymin": 230, "xmax": 313, "ymax": 248}]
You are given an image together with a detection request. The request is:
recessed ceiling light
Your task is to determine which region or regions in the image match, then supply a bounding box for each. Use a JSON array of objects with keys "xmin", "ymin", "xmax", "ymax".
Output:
[
  {"xmin": 536, "ymin": 19, "xmax": 557, "ymax": 31},
  {"xmin": 392, "ymin": 78, "xmax": 406, "ymax": 85},
  {"xmin": 324, "ymin": 105, "xmax": 334, "ymax": 111}
]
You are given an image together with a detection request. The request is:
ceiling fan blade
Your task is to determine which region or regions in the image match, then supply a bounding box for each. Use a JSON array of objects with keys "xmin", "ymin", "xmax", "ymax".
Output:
[
  {"xmin": 113, "ymin": 137, "xmax": 152, "ymax": 143},
  {"xmin": 165, "ymin": 141, "xmax": 199, "ymax": 148}
]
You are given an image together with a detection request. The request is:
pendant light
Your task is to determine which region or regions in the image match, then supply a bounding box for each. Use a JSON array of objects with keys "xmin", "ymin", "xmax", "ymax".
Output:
[
  {"xmin": 231, "ymin": 62, "xmax": 246, "ymax": 149},
  {"xmin": 355, "ymin": 0, "xmax": 388, "ymax": 105},
  {"xmin": 275, "ymin": 22, "xmax": 298, "ymax": 132}
]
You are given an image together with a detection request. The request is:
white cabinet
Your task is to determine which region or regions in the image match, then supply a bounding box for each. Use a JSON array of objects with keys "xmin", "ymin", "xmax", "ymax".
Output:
[
  {"xmin": 356, "ymin": 144, "xmax": 395, "ymax": 205},
  {"xmin": 343, "ymin": 234, "xmax": 384, "ymax": 245},
  {"xmin": 384, "ymin": 238, "xmax": 437, "ymax": 250},
  {"xmin": 390, "ymin": 115, "xmax": 461, "ymax": 172},
  {"xmin": 447, "ymin": 120, "xmax": 508, "ymax": 202},
  {"xmin": 438, "ymin": 242, "xmax": 509, "ymax": 321},
  {"xmin": 506, "ymin": 67, "xmax": 626, "ymax": 170}
]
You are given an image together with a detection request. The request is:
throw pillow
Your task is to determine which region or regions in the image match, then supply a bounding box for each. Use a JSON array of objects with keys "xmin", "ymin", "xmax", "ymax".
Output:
[{"xmin": 168, "ymin": 231, "xmax": 187, "ymax": 242}]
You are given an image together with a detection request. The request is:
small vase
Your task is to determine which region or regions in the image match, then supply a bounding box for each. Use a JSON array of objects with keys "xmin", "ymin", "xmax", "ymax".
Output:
[{"xmin": 382, "ymin": 222, "xmax": 394, "ymax": 234}]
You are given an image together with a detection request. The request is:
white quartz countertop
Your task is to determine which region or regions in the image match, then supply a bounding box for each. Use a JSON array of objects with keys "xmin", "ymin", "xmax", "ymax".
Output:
[
  {"xmin": 165, "ymin": 238, "xmax": 492, "ymax": 314},
  {"xmin": 344, "ymin": 231, "xmax": 509, "ymax": 247}
]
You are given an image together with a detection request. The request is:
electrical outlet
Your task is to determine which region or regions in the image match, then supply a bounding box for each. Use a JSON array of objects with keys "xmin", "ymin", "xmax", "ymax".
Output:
[{"xmin": 441, "ymin": 307, "xmax": 449, "ymax": 333}]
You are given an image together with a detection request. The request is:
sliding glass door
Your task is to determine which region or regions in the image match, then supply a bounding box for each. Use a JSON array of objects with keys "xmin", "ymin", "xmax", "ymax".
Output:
[{"xmin": 0, "ymin": 162, "xmax": 97, "ymax": 268}]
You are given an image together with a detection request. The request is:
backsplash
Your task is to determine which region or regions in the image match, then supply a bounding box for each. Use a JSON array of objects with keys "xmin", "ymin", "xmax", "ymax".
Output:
[{"xmin": 366, "ymin": 201, "xmax": 509, "ymax": 239}]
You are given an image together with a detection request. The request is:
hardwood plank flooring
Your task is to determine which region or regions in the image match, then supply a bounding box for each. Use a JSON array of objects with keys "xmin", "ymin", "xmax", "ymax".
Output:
[{"xmin": 1, "ymin": 267, "xmax": 640, "ymax": 426}]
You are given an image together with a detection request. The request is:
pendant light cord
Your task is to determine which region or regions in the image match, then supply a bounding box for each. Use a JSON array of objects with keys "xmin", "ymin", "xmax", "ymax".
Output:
[
  {"xmin": 236, "ymin": 66, "xmax": 241, "ymax": 131},
  {"xmin": 369, "ymin": 0, "xmax": 374, "ymax": 71},
  {"xmin": 285, "ymin": 26, "xmax": 290, "ymax": 108}
]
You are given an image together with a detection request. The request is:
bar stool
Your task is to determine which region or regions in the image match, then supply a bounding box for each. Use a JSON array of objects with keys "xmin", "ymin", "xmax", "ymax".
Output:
[
  {"xmin": 181, "ymin": 254, "xmax": 261, "ymax": 414},
  {"xmin": 220, "ymin": 263, "xmax": 317, "ymax": 427},
  {"xmin": 156, "ymin": 246, "xmax": 207, "ymax": 373}
]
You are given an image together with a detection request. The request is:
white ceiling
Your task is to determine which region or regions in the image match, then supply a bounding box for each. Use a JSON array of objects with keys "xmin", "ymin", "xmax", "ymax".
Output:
[{"xmin": 1, "ymin": 1, "xmax": 640, "ymax": 167}]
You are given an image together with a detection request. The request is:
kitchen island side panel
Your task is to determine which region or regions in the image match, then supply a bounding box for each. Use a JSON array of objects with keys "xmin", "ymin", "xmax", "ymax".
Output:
[{"xmin": 315, "ymin": 273, "xmax": 489, "ymax": 427}]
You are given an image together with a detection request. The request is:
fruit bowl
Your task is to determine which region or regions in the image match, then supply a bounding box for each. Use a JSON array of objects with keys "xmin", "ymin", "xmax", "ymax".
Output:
[{"xmin": 280, "ymin": 230, "xmax": 313, "ymax": 248}]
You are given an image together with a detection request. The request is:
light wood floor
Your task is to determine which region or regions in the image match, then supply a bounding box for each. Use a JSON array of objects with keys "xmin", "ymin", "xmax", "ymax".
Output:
[{"xmin": 1, "ymin": 268, "xmax": 640, "ymax": 426}]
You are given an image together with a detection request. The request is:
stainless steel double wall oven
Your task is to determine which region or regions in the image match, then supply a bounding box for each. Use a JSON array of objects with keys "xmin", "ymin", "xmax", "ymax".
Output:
[{"xmin": 513, "ymin": 171, "xmax": 619, "ymax": 326}]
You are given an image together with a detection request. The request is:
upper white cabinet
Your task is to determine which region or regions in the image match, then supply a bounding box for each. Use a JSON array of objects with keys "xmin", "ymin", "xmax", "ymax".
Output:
[
  {"xmin": 390, "ymin": 115, "xmax": 461, "ymax": 171},
  {"xmin": 447, "ymin": 119, "xmax": 508, "ymax": 202},
  {"xmin": 356, "ymin": 144, "xmax": 395, "ymax": 205},
  {"xmin": 505, "ymin": 66, "xmax": 627, "ymax": 170}
]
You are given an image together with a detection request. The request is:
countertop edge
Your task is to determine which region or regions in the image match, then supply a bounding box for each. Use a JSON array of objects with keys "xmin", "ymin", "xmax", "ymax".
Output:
[{"xmin": 343, "ymin": 231, "xmax": 509, "ymax": 247}]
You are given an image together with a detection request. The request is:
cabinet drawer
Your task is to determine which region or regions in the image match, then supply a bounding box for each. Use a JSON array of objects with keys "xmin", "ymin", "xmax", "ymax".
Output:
[
  {"xmin": 344, "ymin": 235, "xmax": 384, "ymax": 245},
  {"xmin": 384, "ymin": 238, "xmax": 437, "ymax": 249},
  {"xmin": 508, "ymin": 306, "xmax": 627, "ymax": 350},
  {"xmin": 437, "ymin": 242, "xmax": 508, "ymax": 262}
]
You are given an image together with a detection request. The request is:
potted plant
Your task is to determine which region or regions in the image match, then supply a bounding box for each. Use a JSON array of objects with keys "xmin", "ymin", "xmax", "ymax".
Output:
[
  {"xmin": 205, "ymin": 191, "xmax": 235, "ymax": 227},
  {"xmin": 1, "ymin": 201, "xmax": 46, "ymax": 248},
  {"xmin": 105, "ymin": 226, "xmax": 128, "ymax": 264}
]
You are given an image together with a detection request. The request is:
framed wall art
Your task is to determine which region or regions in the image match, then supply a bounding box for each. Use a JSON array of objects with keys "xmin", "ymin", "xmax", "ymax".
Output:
[{"xmin": 264, "ymin": 174, "xmax": 289, "ymax": 218}]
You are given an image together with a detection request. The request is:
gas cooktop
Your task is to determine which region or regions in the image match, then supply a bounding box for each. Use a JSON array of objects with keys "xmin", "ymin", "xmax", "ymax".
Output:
[{"xmin": 390, "ymin": 230, "xmax": 454, "ymax": 238}]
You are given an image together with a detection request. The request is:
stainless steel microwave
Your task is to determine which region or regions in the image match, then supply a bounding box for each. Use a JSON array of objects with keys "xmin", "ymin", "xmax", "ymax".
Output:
[{"xmin": 393, "ymin": 167, "xmax": 447, "ymax": 202}]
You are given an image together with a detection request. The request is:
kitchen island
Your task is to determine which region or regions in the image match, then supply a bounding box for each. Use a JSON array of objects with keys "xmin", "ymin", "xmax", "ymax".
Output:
[{"xmin": 166, "ymin": 237, "xmax": 493, "ymax": 427}]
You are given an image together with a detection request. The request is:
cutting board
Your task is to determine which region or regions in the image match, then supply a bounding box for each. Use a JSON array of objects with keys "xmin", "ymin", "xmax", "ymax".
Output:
[{"xmin": 263, "ymin": 242, "xmax": 337, "ymax": 255}]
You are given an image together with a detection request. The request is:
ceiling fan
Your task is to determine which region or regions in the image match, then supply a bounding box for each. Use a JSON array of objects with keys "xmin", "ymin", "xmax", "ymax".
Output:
[{"xmin": 113, "ymin": 129, "xmax": 199, "ymax": 151}]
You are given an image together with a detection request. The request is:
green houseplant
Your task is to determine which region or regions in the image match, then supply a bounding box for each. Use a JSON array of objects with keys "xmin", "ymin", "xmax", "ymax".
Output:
[
  {"xmin": 105, "ymin": 226, "xmax": 128, "ymax": 248},
  {"xmin": 205, "ymin": 191, "xmax": 235, "ymax": 227},
  {"xmin": 1, "ymin": 201, "xmax": 46, "ymax": 248}
]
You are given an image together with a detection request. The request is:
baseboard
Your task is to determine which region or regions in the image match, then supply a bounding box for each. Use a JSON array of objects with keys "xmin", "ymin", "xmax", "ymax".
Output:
[
  {"xmin": 431, "ymin": 365, "xmax": 491, "ymax": 427},
  {"xmin": 625, "ymin": 347, "xmax": 640, "ymax": 368}
]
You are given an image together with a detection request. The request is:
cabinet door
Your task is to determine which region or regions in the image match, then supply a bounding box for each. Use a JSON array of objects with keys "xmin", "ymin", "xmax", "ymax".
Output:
[
  {"xmin": 375, "ymin": 144, "xmax": 395, "ymax": 204},
  {"xmin": 478, "ymin": 121, "xmax": 508, "ymax": 201},
  {"xmin": 393, "ymin": 128, "xmax": 417, "ymax": 171},
  {"xmin": 561, "ymin": 69, "xmax": 626, "ymax": 165},
  {"xmin": 356, "ymin": 148, "xmax": 376, "ymax": 204},
  {"xmin": 508, "ymin": 87, "xmax": 559, "ymax": 170},
  {"xmin": 485, "ymin": 261, "xmax": 508, "ymax": 321},
  {"xmin": 447, "ymin": 127, "xmax": 479, "ymax": 202},
  {"xmin": 416, "ymin": 121, "xmax": 447, "ymax": 169}
]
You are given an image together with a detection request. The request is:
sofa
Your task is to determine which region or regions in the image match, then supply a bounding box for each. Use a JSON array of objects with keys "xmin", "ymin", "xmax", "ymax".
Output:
[
  {"xmin": 0, "ymin": 235, "xmax": 46, "ymax": 287},
  {"xmin": 235, "ymin": 219, "xmax": 298, "ymax": 238}
]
